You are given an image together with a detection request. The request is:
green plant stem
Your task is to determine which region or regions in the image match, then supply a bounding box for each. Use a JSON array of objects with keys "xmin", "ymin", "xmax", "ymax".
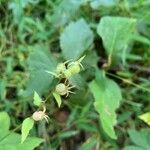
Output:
[{"xmin": 106, "ymin": 72, "xmax": 150, "ymax": 92}]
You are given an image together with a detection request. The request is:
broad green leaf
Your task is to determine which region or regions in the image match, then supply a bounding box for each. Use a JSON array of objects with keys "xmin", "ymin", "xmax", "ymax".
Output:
[
  {"xmin": 139, "ymin": 112, "xmax": 150, "ymax": 126},
  {"xmin": 89, "ymin": 70, "xmax": 122, "ymax": 139},
  {"xmin": 18, "ymin": 137, "xmax": 44, "ymax": 150},
  {"xmin": 124, "ymin": 129, "xmax": 150, "ymax": 150},
  {"xmin": 0, "ymin": 112, "xmax": 10, "ymax": 132},
  {"xmin": 0, "ymin": 146, "xmax": 16, "ymax": 150},
  {"xmin": 0, "ymin": 132, "xmax": 43, "ymax": 150},
  {"xmin": 21, "ymin": 45, "xmax": 57, "ymax": 96},
  {"xmin": 97, "ymin": 16, "xmax": 136, "ymax": 63},
  {"xmin": 33, "ymin": 91, "xmax": 42, "ymax": 107},
  {"xmin": 52, "ymin": 91, "xmax": 62, "ymax": 107},
  {"xmin": 60, "ymin": 18, "xmax": 94, "ymax": 60},
  {"xmin": 21, "ymin": 117, "xmax": 34, "ymax": 143},
  {"xmin": 0, "ymin": 112, "xmax": 43, "ymax": 150}
]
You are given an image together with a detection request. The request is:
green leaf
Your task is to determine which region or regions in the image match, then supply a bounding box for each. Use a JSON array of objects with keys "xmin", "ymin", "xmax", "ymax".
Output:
[
  {"xmin": 0, "ymin": 112, "xmax": 10, "ymax": 133},
  {"xmin": 0, "ymin": 80, "xmax": 6, "ymax": 100},
  {"xmin": 33, "ymin": 91, "xmax": 42, "ymax": 107},
  {"xmin": 0, "ymin": 133, "xmax": 43, "ymax": 150},
  {"xmin": 0, "ymin": 112, "xmax": 43, "ymax": 150},
  {"xmin": 139, "ymin": 112, "xmax": 150, "ymax": 126},
  {"xmin": 18, "ymin": 137, "xmax": 44, "ymax": 150},
  {"xmin": 97, "ymin": 16, "xmax": 136, "ymax": 63},
  {"xmin": 77, "ymin": 122, "xmax": 97, "ymax": 132},
  {"xmin": 21, "ymin": 45, "xmax": 57, "ymax": 96},
  {"xmin": 60, "ymin": 18, "xmax": 94, "ymax": 60},
  {"xmin": 0, "ymin": 145, "xmax": 16, "ymax": 150},
  {"xmin": 124, "ymin": 129, "xmax": 150, "ymax": 150},
  {"xmin": 89, "ymin": 70, "xmax": 122, "ymax": 139},
  {"xmin": 52, "ymin": 92, "xmax": 62, "ymax": 107},
  {"xmin": 58, "ymin": 130, "xmax": 79, "ymax": 139},
  {"xmin": 50, "ymin": 0, "xmax": 81, "ymax": 27},
  {"xmin": 80, "ymin": 136, "xmax": 97, "ymax": 150},
  {"xmin": 21, "ymin": 117, "xmax": 34, "ymax": 143}
]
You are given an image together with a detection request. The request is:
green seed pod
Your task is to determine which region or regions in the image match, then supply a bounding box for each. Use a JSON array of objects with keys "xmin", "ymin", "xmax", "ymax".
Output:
[
  {"xmin": 55, "ymin": 83, "xmax": 75, "ymax": 97},
  {"xmin": 63, "ymin": 69, "xmax": 72, "ymax": 78},
  {"xmin": 32, "ymin": 111, "xmax": 45, "ymax": 121},
  {"xmin": 32, "ymin": 106, "xmax": 49, "ymax": 122},
  {"xmin": 56, "ymin": 63, "xmax": 66, "ymax": 74},
  {"xmin": 68, "ymin": 62, "xmax": 80, "ymax": 75},
  {"xmin": 55, "ymin": 83, "xmax": 67, "ymax": 96}
]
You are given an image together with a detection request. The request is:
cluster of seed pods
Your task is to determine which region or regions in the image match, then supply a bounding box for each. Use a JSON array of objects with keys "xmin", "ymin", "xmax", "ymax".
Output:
[
  {"xmin": 54, "ymin": 56, "xmax": 85, "ymax": 96},
  {"xmin": 32, "ymin": 56, "xmax": 85, "ymax": 122}
]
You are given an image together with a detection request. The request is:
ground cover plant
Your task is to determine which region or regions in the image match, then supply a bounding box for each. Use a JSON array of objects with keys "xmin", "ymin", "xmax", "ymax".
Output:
[{"xmin": 0, "ymin": 0, "xmax": 150, "ymax": 149}]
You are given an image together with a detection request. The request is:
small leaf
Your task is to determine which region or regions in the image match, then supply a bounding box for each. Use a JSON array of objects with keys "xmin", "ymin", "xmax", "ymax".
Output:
[
  {"xmin": 21, "ymin": 117, "xmax": 34, "ymax": 143},
  {"xmin": 60, "ymin": 18, "xmax": 94, "ymax": 60},
  {"xmin": 139, "ymin": 112, "xmax": 150, "ymax": 126},
  {"xmin": 58, "ymin": 130, "xmax": 79, "ymax": 139},
  {"xmin": 53, "ymin": 92, "xmax": 62, "ymax": 107},
  {"xmin": 33, "ymin": 91, "xmax": 42, "ymax": 107},
  {"xmin": 0, "ymin": 112, "xmax": 10, "ymax": 132},
  {"xmin": 89, "ymin": 70, "xmax": 122, "ymax": 139}
]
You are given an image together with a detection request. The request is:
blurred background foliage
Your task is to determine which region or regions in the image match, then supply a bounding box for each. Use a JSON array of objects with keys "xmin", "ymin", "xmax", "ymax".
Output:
[{"xmin": 0, "ymin": 0, "xmax": 150, "ymax": 149}]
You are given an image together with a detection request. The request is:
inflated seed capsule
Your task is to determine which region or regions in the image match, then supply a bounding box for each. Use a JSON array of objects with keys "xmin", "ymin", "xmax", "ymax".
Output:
[
  {"xmin": 68, "ymin": 62, "xmax": 80, "ymax": 75},
  {"xmin": 56, "ymin": 63, "xmax": 66, "ymax": 74},
  {"xmin": 32, "ymin": 111, "xmax": 44, "ymax": 121},
  {"xmin": 67, "ymin": 55, "xmax": 85, "ymax": 76},
  {"xmin": 55, "ymin": 83, "xmax": 75, "ymax": 97},
  {"xmin": 63, "ymin": 69, "xmax": 72, "ymax": 78},
  {"xmin": 55, "ymin": 83, "xmax": 67, "ymax": 96},
  {"xmin": 32, "ymin": 107, "xmax": 49, "ymax": 122}
]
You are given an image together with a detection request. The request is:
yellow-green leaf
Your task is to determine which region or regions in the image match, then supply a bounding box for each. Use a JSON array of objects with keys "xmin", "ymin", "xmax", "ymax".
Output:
[
  {"xmin": 53, "ymin": 92, "xmax": 62, "ymax": 107},
  {"xmin": 21, "ymin": 117, "xmax": 34, "ymax": 143},
  {"xmin": 33, "ymin": 91, "xmax": 42, "ymax": 107},
  {"xmin": 139, "ymin": 112, "xmax": 150, "ymax": 126},
  {"xmin": 89, "ymin": 70, "xmax": 122, "ymax": 139},
  {"xmin": 0, "ymin": 112, "xmax": 10, "ymax": 133}
]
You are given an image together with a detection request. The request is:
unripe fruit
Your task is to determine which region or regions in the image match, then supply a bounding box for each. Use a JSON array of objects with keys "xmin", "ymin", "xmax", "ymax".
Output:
[
  {"xmin": 68, "ymin": 62, "xmax": 80, "ymax": 75},
  {"xmin": 63, "ymin": 69, "xmax": 72, "ymax": 78},
  {"xmin": 56, "ymin": 63, "xmax": 66, "ymax": 74},
  {"xmin": 32, "ymin": 111, "xmax": 45, "ymax": 121},
  {"xmin": 55, "ymin": 83, "xmax": 67, "ymax": 96}
]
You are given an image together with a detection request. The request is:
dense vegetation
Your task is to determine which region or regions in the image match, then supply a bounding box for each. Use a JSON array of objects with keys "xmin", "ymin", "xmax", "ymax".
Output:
[{"xmin": 0, "ymin": 0, "xmax": 150, "ymax": 150}]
